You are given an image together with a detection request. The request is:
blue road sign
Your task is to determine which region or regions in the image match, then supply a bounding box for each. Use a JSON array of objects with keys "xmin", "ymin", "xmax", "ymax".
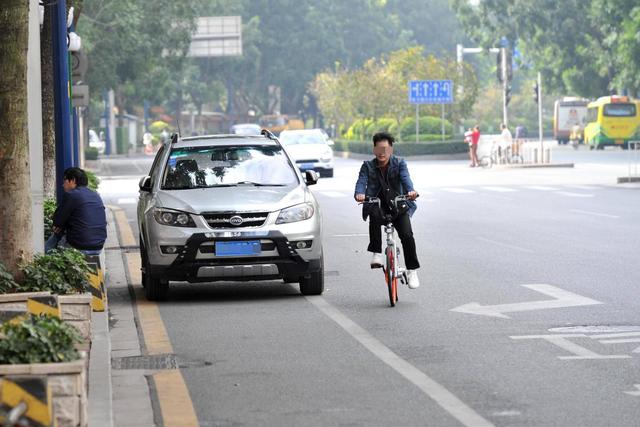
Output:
[{"xmin": 408, "ymin": 80, "xmax": 454, "ymax": 104}]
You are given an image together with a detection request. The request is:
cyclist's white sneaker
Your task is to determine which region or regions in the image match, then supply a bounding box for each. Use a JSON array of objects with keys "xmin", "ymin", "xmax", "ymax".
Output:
[
  {"xmin": 406, "ymin": 270, "xmax": 420, "ymax": 289},
  {"xmin": 370, "ymin": 252, "xmax": 383, "ymax": 269}
]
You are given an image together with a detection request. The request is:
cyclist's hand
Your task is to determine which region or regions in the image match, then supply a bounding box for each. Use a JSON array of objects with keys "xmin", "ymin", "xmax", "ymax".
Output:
[
  {"xmin": 407, "ymin": 191, "xmax": 418, "ymax": 201},
  {"xmin": 355, "ymin": 194, "xmax": 365, "ymax": 202}
]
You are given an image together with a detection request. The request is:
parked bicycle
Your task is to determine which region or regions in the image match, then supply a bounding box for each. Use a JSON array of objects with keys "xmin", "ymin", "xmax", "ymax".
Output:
[
  {"xmin": 361, "ymin": 195, "xmax": 417, "ymax": 307},
  {"xmin": 479, "ymin": 141, "xmax": 523, "ymax": 169}
]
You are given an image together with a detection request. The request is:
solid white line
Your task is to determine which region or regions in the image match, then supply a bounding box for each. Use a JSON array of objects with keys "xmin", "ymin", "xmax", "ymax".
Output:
[
  {"xmin": 319, "ymin": 191, "xmax": 349, "ymax": 198},
  {"xmin": 599, "ymin": 338, "xmax": 640, "ymax": 344},
  {"xmin": 590, "ymin": 332, "xmax": 640, "ymax": 339},
  {"xmin": 525, "ymin": 185, "xmax": 558, "ymax": 191},
  {"xmin": 570, "ymin": 209, "xmax": 620, "ymax": 219},
  {"xmin": 442, "ymin": 187, "xmax": 475, "ymax": 194},
  {"xmin": 482, "ymin": 186, "xmax": 517, "ymax": 192},
  {"xmin": 306, "ymin": 296, "xmax": 495, "ymax": 427},
  {"xmin": 564, "ymin": 185, "xmax": 599, "ymax": 190},
  {"xmin": 476, "ymin": 237, "xmax": 534, "ymax": 253},
  {"xmin": 555, "ymin": 191, "xmax": 594, "ymax": 198}
]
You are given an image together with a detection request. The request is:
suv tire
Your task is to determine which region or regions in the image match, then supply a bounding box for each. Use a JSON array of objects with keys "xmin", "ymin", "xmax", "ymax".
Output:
[
  {"xmin": 144, "ymin": 272, "xmax": 169, "ymax": 301},
  {"xmin": 299, "ymin": 255, "xmax": 324, "ymax": 295}
]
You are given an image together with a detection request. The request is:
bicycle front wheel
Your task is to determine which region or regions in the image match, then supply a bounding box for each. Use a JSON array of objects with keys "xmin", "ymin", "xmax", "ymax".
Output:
[
  {"xmin": 385, "ymin": 247, "xmax": 397, "ymax": 307},
  {"xmin": 478, "ymin": 155, "xmax": 492, "ymax": 169}
]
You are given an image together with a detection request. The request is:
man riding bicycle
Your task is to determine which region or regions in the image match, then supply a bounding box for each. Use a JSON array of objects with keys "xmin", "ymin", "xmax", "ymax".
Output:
[{"xmin": 354, "ymin": 132, "xmax": 420, "ymax": 289}]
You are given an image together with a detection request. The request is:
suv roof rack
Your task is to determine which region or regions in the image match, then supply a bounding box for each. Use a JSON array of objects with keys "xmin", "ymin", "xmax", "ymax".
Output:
[
  {"xmin": 171, "ymin": 133, "xmax": 179, "ymax": 144},
  {"xmin": 261, "ymin": 129, "xmax": 277, "ymax": 141}
]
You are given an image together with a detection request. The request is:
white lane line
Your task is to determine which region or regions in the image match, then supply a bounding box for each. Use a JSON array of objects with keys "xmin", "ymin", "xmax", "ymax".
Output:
[
  {"xmin": 570, "ymin": 209, "xmax": 620, "ymax": 219},
  {"xmin": 442, "ymin": 187, "xmax": 475, "ymax": 194},
  {"xmin": 331, "ymin": 233, "xmax": 369, "ymax": 237},
  {"xmin": 306, "ymin": 296, "xmax": 495, "ymax": 427},
  {"xmin": 565, "ymin": 185, "xmax": 600, "ymax": 190},
  {"xmin": 525, "ymin": 185, "xmax": 558, "ymax": 191},
  {"xmin": 318, "ymin": 191, "xmax": 349, "ymax": 198},
  {"xmin": 590, "ymin": 332, "xmax": 640, "ymax": 339},
  {"xmin": 482, "ymin": 186, "xmax": 517, "ymax": 192},
  {"xmin": 476, "ymin": 237, "xmax": 534, "ymax": 253},
  {"xmin": 599, "ymin": 338, "xmax": 640, "ymax": 344},
  {"xmin": 555, "ymin": 191, "xmax": 594, "ymax": 198},
  {"xmin": 116, "ymin": 198, "xmax": 137, "ymax": 205}
]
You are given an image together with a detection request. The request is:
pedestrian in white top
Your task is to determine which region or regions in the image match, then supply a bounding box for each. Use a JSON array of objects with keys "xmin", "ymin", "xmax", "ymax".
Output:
[{"xmin": 499, "ymin": 123, "xmax": 512, "ymax": 161}]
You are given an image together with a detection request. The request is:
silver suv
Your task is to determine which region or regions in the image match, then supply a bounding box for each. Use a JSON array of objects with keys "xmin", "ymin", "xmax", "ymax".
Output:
[{"xmin": 137, "ymin": 132, "xmax": 324, "ymax": 300}]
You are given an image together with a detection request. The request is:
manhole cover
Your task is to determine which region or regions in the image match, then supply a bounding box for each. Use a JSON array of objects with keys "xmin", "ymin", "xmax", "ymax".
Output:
[
  {"xmin": 112, "ymin": 354, "xmax": 213, "ymax": 370},
  {"xmin": 548, "ymin": 325, "xmax": 640, "ymax": 334},
  {"xmin": 112, "ymin": 354, "xmax": 178, "ymax": 370}
]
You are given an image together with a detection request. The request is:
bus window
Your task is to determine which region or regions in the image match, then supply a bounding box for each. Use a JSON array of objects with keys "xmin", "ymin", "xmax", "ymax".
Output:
[
  {"xmin": 603, "ymin": 103, "xmax": 636, "ymax": 117},
  {"xmin": 587, "ymin": 107, "xmax": 598, "ymax": 123}
]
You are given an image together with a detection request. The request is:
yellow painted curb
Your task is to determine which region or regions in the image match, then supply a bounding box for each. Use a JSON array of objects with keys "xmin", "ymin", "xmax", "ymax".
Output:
[{"xmin": 154, "ymin": 370, "xmax": 199, "ymax": 427}]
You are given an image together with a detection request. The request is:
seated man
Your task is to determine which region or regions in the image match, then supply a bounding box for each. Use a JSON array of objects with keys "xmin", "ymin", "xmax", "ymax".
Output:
[{"xmin": 45, "ymin": 167, "xmax": 107, "ymax": 255}]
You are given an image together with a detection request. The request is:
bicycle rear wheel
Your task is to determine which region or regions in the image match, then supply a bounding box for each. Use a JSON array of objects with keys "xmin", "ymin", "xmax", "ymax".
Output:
[{"xmin": 385, "ymin": 247, "xmax": 397, "ymax": 307}]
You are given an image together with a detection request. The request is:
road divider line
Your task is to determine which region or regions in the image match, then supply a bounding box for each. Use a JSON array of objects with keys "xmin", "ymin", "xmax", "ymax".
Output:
[
  {"xmin": 476, "ymin": 237, "xmax": 534, "ymax": 253},
  {"xmin": 306, "ymin": 296, "xmax": 494, "ymax": 427},
  {"xmin": 154, "ymin": 370, "xmax": 199, "ymax": 427},
  {"xmin": 555, "ymin": 191, "xmax": 594, "ymax": 198},
  {"xmin": 109, "ymin": 205, "xmax": 137, "ymax": 247},
  {"xmin": 570, "ymin": 209, "xmax": 619, "ymax": 219}
]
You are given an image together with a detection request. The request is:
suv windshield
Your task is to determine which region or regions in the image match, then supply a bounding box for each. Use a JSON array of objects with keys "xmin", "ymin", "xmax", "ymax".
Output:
[{"xmin": 162, "ymin": 145, "xmax": 298, "ymax": 189}]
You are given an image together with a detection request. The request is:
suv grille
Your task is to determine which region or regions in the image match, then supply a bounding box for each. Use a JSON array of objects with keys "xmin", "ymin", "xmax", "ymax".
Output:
[{"xmin": 202, "ymin": 212, "xmax": 268, "ymax": 228}]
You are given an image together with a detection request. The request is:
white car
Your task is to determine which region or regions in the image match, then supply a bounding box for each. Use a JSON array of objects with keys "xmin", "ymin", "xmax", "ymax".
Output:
[
  {"xmin": 278, "ymin": 129, "xmax": 334, "ymax": 177},
  {"xmin": 88, "ymin": 129, "xmax": 105, "ymax": 154}
]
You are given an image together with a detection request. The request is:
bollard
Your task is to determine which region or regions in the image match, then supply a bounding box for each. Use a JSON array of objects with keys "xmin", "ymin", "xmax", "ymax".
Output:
[
  {"xmin": 84, "ymin": 254, "xmax": 106, "ymax": 312},
  {"xmin": 0, "ymin": 377, "xmax": 53, "ymax": 426}
]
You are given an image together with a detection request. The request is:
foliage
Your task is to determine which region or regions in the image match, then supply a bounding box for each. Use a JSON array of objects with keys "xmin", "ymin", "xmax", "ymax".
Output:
[
  {"xmin": 0, "ymin": 315, "xmax": 82, "ymax": 364},
  {"xmin": 19, "ymin": 248, "xmax": 91, "ymax": 295},
  {"xmin": 86, "ymin": 170, "xmax": 100, "ymax": 191},
  {"xmin": 399, "ymin": 117, "xmax": 453, "ymax": 140},
  {"xmin": 333, "ymin": 140, "xmax": 468, "ymax": 156},
  {"xmin": 450, "ymin": 0, "xmax": 640, "ymax": 96},
  {"xmin": 43, "ymin": 198, "xmax": 57, "ymax": 240},
  {"xmin": 85, "ymin": 147, "xmax": 99, "ymax": 161},
  {"xmin": 311, "ymin": 47, "xmax": 479, "ymax": 136},
  {"xmin": 0, "ymin": 261, "xmax": 18, "ymax": 294}
]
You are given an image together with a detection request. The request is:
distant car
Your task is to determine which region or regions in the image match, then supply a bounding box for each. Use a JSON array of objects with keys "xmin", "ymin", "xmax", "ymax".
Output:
[
  {"xmin": 88, "ymin": 129, "xmax": 105, "ymax": 154},
  {"xmin": 137, "ymin": 133, "xmax": 324, "ymax": 300},
  {"xmin": 230, "ymin": 123, "xmax": 262, "ymax": 136},
  {"xmin": 278, "ymin": 129, "xmax": 334, "ymax": 177}
]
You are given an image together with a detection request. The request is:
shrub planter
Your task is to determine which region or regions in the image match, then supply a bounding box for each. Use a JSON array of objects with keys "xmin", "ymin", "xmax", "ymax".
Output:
[
  {"xmin": 0, "ymin": 355, "xmax": 88, "ymax": 427},
  {"xmin": 58, "ymin": 293, "xmax": 93, "ymax": 349}
]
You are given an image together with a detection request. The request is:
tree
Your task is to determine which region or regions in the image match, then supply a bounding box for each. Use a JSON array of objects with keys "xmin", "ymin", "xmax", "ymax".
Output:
[{"xmin": 0, "ymin": 1, "xmax": 33, "ymax": 278}]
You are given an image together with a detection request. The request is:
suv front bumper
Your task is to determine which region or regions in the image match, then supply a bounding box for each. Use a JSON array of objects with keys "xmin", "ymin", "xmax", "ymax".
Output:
[{"xmin": 146, "ymin": 231, "xmax": 321, "ymax": 283}]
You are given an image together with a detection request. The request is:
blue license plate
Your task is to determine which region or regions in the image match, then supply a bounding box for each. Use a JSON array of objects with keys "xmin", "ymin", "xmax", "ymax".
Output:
[
  {"xmin": 299, "ymin": 163, "xmax": 314, "ymax": 170},
  {"xmin": 215, "ymin": 240, "xmax": 261, "ymax": 256}
]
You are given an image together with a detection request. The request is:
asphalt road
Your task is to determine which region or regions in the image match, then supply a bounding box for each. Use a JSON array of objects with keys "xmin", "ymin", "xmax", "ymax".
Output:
[{"xmin": 97, "ymin": 145, "xmax": 640, "ymax": 426}]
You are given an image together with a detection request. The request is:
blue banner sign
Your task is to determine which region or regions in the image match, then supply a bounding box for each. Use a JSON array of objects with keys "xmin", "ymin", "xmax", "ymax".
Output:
[{"xmin": 408, "ymin": 80, "xmax": 454, "ymax": 104}]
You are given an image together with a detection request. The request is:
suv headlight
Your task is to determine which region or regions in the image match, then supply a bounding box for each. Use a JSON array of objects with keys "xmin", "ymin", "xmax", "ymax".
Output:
[
  {"xmin": 276, "ymin": 203, "xmax": 314, "ymax": 224},
  {"xmin": 320, "ymin": 148, "xmax": 333, "ymax": 162},
  {"xmin": 153, "ymin": 208, "xmax": 196, "ymax": 227}
]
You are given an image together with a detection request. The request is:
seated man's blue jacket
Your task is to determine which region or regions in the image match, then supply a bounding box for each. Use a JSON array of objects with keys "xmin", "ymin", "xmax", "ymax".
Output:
[
  {"xmin": 354, "ymin": 155, "xmax": 417, "ymax": 220},
  {"xmin": 53, "ymin": 186, "xmax": 107, "ymax": 250}
]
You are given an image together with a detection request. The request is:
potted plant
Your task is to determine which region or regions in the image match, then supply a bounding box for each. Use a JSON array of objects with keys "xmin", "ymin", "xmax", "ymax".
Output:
[{"xmin": 0, "ymin": 314, "xmax": 87, "ymax": 426}]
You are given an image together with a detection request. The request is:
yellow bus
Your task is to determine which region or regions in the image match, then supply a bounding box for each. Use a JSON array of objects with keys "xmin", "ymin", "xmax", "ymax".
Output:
[{"xmin": 584, "ymin": 95, "xmax": 640, "ymax": 149}]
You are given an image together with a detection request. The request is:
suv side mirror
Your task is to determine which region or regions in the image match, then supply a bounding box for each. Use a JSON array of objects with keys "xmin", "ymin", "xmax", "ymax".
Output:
[
  {"xmin": 304, "ymin": 170, "xmax": 319, "ymax": 186},
  {"xmin": 139, "ymin": 176, "xmax": 152, "ymax": 192}
]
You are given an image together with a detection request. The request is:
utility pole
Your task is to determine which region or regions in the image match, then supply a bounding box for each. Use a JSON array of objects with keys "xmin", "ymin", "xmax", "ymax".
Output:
[
  {"xmin": 537, "ymin": 72, "xmax": 543, "ymax": 163},
  {"xmin": 501, "ymin": 47, "xmax": 509, "ymax": 127}
]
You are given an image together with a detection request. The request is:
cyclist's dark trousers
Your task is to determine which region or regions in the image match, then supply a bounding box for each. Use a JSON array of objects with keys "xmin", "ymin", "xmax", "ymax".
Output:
[{"xmin": 367, "ymin": 212, "xmax": 420, "ymax": 270}]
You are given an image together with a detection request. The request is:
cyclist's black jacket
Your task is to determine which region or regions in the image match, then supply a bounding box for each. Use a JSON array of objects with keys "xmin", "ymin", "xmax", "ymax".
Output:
[{"xmin": 354, "ymin": 155, "xmax": 416, "ymax": 221}]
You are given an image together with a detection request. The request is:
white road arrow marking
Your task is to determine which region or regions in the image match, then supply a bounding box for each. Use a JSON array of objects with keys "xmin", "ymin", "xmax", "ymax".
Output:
[
  {"xmin": 450, "ymin": 284, "xmax": 602, "ymax": 319},
  {"xmin": 624, "ymin": 385, "xmax": 640, "ymax": 397}
]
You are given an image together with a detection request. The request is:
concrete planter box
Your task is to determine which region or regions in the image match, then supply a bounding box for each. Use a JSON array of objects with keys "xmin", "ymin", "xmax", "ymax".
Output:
[
  {"xmin": 0, "ymin": 355, "xmax": 88, "ymax": 427},
  {"xmin": 58, "ymin": 293, "xmax": 93, "ymax": 347},
  {"xmin": 0, "ymin": 292, "xmax": 93, "ymax": 349}
]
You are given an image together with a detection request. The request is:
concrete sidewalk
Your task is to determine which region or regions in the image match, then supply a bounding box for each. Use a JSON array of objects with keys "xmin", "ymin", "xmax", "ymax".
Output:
[{"xmin": 88, "ymin": 207, "xmax": 156, "ymax": 427}]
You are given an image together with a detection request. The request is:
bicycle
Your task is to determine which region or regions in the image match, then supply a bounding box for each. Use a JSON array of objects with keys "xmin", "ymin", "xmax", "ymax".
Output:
[
  {"xmin": 479, "ymin": 141, "xmax": 523, "ymax": 169},
  {"xmin": 362, "ymin": 195, "xmax": 416, "ymax": 307}
]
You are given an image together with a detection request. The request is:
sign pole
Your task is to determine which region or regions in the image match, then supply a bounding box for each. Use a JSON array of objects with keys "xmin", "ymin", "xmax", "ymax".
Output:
[
  {"xmin": 538, "ymin": 72, "xmax": 543, "ymax": 163},
  {"xmin": 441, "ymin": 103, "xmax": 445, "ymax": 142},
  {"xmin": 416, "ymin": 105, "xmax": 419, "ymax": 143}
]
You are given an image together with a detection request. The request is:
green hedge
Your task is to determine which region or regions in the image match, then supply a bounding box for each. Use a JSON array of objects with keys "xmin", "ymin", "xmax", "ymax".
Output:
[
  {"xmin": 334, "ymin": 139, "xmax": 468, "ymax": 156},
  {"xmin": 400, "ymin": 116, "xmax": 453, "ymax": 140}
]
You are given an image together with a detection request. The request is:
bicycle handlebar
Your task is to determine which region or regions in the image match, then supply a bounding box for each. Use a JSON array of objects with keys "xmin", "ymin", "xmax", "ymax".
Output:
[{"xmin": 358, "ymin": 194, "xmax": 419, "ymax": 207}]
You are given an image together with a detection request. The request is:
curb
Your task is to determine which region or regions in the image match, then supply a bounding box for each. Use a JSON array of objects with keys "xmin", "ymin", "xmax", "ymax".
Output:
[{"xmin": 87, "ymin": 208, "xmax": 117, "ymax": 427}]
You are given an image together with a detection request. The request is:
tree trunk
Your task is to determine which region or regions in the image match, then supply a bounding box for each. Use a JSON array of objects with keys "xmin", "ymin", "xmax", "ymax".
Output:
[
  {"xmin": 0, "ymin": 1, "xmax": 33, "ymax": 279},
  {"xmin": 41, "ymin": 4, "xmax": 56, "ymax": 198}
]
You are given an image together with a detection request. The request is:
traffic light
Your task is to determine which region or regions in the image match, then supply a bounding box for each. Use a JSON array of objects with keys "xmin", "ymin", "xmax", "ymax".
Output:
[
  {"xmin": 496, "ymin": 50, "xmax": 503, "ymax": 83},
  {"xmin": 533, "ymin": 83, "xmax": 539, "ymax": 104},
  {"xmin": 506, "ymin": 85, "xmax": 512, "ymax": 106}
]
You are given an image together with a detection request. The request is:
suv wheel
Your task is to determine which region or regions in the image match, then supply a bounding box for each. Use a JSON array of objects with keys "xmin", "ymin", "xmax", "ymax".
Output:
[
  {"xmin": 299, "ymin": 255, "xmax": 324, "ymax": 295},
  {"xmin": 144, "ymin": 272, "xmax": 169, "ymax": 301}
]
